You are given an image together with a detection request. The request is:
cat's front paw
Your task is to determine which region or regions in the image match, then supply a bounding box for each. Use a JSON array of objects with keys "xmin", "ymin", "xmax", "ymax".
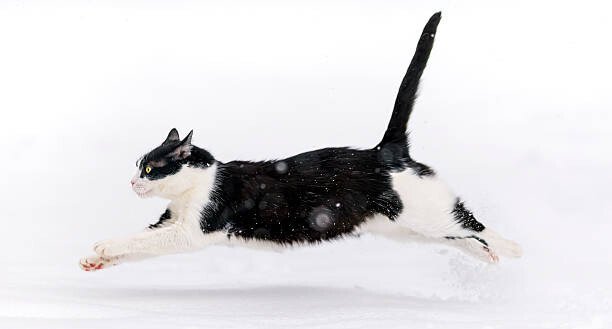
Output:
[
  {"xmin": 79, "ymin": 255, "xmax": 118, "ymax": 272},
  {"xmin": 94, "ymin": 239, "xmax": 130, "ymax": 257}
]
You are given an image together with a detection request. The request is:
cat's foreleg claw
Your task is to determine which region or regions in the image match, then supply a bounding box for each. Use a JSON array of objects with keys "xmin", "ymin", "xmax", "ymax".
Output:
[{"xmin": 79, "ymin": 255, "xmax": 116, "ymax": 272}]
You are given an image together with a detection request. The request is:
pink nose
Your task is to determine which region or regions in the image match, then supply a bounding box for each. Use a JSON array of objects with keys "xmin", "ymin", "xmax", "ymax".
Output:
[{"xmin": 130, "ymin": 178, "xmax": 137, "ymax": 186}]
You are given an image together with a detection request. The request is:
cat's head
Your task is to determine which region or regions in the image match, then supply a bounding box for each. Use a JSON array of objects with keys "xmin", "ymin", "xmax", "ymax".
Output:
[{"xmin": 131, "ymin": 128, "xmax": 215, "ymax": 199}]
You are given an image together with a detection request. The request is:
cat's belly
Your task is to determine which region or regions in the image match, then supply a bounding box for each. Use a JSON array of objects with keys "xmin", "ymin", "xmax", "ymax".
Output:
[{"xmin": 221, "ymin": 214, "xmax": 397, "ymax": 250}]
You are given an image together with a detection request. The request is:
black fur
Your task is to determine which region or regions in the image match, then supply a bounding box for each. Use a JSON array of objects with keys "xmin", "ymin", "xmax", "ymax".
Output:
[
  {"xmin": 149, "ymin": 209, "xmax": 172, "ymax": 229},
  {"xmin": 376, "ymin": 12, "xmax": 440, "ymax": 175},
  {"xmin": 444, "ymin": 235, "xmax": 489, "ymax": 248},
  {"xmin": 139, "ymin": 13, "xmax": 444, "ymax": 245},
  {"xmin": 452, "ymin": 199, "xmax": 485, "ymax": 232},
  {"xmin": 443, "ymin": 200, "xmax": 488, "ymax": 247},
  {"xmin": 200, "ymin": 148, "xmax": 404, "ymax": 244},
  {"xmin": 138, "ymin": 130, "xmax": 215, "ymax": 180}
]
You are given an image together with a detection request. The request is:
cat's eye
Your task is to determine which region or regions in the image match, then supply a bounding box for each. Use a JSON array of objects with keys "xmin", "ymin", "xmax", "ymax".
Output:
[{"xmin": 145, "ymin": 166, "xmax": 152, "ymax": 174}]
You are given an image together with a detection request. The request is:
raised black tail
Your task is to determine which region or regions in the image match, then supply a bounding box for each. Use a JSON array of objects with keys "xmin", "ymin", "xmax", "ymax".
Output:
[{"xmin": 378, "ymin": 12, "xmax": 441, "ymax": 147}]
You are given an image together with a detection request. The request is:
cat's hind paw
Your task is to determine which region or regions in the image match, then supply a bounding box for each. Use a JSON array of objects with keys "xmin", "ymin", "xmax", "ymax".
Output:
[
  {"xmin": 79, "ymin": 255, "xmax": 117, "ymax": 272},
  {"xmin": 485, "ymin": 247, "xmax": 499, "ymax": 264}
]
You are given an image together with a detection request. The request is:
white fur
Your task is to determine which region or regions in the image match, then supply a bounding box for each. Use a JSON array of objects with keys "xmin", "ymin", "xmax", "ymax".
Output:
[
  {"xmin": 82, "ymin": 164, "xmax": 223, "ymax": 270},
  {"xmin": 389, "ymin": 168, "xmax": 470, "ymax": 238},
  {"xmin": 359, "ymin": 168, "xmax": 522, "ymax": 263},
  {"xmin": 130, "ymin": 163, "xmax": 215, "ymax": 200}
]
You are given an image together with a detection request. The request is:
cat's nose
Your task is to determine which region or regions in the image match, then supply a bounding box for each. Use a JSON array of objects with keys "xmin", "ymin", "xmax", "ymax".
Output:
[{"xmin": 130, "ymin": 178, "xmax": 137, "ymax": 186}]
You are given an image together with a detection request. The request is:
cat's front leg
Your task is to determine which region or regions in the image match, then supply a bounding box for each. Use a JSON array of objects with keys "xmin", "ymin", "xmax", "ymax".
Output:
[
  {"xmin": 79, "ymin": 227, "xmax": 189, "ymax": 272},
  {"xmin": 92, "ymin": 225, "xmax": 197, "ymax": 258},
  {"xmin": 82, "ymin": 225, "xmax": 225, "ymax": 272}
]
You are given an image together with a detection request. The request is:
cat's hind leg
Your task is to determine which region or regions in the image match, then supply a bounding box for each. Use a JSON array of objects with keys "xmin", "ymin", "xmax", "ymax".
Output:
[
  {"xmin": 470, "ymin": 228, "xmax": 523, "ymax": 259},
  {"xmin": 362, "ymin": 217, "xmax": 501, "ymax": 263},
  {"xmin": 441, "ymin": 210, "xmax": 523, "ymax": 263},
  {"xmin": 443, "ymin": 235, "xmax": 499, "ymax": 263},
  {"xmin": 390, "ymin": 169, "xmax": 522, "ymax": 262}
]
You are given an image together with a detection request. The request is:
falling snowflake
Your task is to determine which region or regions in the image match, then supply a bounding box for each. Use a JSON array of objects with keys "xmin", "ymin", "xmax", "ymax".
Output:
[
  {"xmin": 275, "ymin": 161, "xmax": 289, "ymax": 174},
  {"xmin": 308, "ymin": 206, "xmax": 334, "ymax": 232}
]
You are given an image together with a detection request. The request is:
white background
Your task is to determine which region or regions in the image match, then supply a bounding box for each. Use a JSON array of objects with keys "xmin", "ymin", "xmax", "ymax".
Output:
[{"xmin": 1, "ymin": 0, "xmax": 611, "ymax": 328}]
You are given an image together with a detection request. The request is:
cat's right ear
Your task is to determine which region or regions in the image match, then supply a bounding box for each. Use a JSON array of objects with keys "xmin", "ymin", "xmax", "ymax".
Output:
[
  {"xmin": 163, "ymin": 128, "xmax": 180, "ymax": 145},
  {"xmin": 168, "ymin": 130, "xmax": 193, "ymax": 160}
]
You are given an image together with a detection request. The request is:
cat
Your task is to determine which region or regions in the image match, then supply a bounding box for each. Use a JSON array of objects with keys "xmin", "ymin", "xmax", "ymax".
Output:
[{"xmin": 80, "ymin": 12, "xmax": 522, "ymax": 272}]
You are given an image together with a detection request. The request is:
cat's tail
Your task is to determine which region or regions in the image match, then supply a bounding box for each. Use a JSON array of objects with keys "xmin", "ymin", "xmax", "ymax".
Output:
[{"xmin": 377, "ymin": 12, "xmax": 440, "ymax": 150}]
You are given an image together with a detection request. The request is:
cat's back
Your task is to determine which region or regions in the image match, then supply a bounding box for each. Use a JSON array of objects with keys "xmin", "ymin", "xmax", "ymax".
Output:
[{"xmin": 221, "ymin": 147, "xmax": 385, "ymax": 193}]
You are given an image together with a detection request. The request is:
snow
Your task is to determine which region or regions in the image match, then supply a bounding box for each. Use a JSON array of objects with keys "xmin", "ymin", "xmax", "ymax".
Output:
[
  {"xmin": 3, "ymin": 243, "xmax": 611, "ymax": 328},
  {"xmin": 1, "ymin": 0, "xmax": 611, "ymax": 328}
]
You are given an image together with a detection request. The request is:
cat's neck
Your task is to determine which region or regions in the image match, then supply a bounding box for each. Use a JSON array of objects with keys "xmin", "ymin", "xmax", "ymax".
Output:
[{"xmin": 168, "ymin": 163, "xmax": 218, "ymax": 213}]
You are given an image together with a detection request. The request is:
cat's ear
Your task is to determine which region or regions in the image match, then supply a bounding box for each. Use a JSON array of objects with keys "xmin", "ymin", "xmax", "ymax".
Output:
[
  {"xmin": 169, "ymin": 130, "xmax": 193, "ymax": 160},
  {"xmin": 181, "ymin": 130, "xmax": 193, "ymax": 146},
  {"xmin": 163, "ymin": 128, "xmax": 180, "ymax": 145}
]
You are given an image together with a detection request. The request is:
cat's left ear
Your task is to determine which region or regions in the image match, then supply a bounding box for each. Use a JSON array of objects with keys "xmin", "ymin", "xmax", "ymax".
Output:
[
  {"xmin": 169, "ymin": 130, "xmax": 193, "ymax": 160},
  {"xmin": 163, "ymin": 128, "xmax": 180, "ymax": 145}
]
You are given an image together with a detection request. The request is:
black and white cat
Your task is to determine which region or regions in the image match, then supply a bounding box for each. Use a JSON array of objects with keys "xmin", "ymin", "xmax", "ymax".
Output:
[{"xmin": 80, "ymin": 12, "xmax": 521, "ymax": 272}]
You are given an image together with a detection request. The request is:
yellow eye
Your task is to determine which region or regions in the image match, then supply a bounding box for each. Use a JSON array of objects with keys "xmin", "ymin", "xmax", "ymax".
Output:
[{"xmin": 145, "ymin": 166, "xmax": 152, "ymax": 174}]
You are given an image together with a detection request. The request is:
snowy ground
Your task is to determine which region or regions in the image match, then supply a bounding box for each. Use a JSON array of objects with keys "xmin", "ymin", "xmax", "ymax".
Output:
[
  {"xmin": 1, "ymin": 1, "xmax": 611, "ymax": 328},
  {"xmin": 3, "ymin": 241, "xmax": 611, "ymax": 329}
]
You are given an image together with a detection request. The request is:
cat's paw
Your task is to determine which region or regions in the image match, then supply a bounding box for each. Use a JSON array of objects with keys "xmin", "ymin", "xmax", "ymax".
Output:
[
  {"xmin": 485, "ymin": 247, "xmax": 499, "ymax": 264},
  {"xmin": 94, "ymin": 239, "xmax": 130, "ymax": 257},
  {"xmin": 79, "ymin": 255, "xmax": 117, "ymax": 272}
]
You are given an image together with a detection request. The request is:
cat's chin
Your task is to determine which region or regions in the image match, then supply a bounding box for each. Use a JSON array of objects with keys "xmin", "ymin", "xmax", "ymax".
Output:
[{"xmin": 135, "ymin": 189, "xmax": 153, "ymax": 198}]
